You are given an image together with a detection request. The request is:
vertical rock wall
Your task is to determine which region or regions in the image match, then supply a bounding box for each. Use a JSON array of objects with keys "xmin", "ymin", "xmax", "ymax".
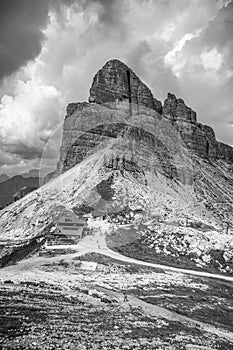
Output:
[{"xmin": 89, "ymin": 59, "xmax": 162, "ymax": 114}]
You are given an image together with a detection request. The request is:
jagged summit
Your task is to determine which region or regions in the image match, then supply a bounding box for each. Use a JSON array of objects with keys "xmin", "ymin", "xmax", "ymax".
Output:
[
  {"xmin": 163, "ymin": 92, "xmax": 197, "ymax": 124},
  {"xmin": 88, "ymin": 59, "xmax": 163, "ymax": 114}
]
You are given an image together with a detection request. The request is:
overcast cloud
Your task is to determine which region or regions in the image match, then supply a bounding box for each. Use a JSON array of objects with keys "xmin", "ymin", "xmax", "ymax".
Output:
[{"xmin": 0, "ymin": 0, "xmax": 232, "ymax": 176}]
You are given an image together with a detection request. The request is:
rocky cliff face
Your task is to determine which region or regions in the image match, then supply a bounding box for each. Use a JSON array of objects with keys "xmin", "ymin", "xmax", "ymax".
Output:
[
  {"xmin": 58, "ymin": 97, "xmax": 194, "ymax": 187},
  {"xmin": 163, "ymin": 93, "xmax": 233, "ymax": 163},
  {"xmin": 163, "ymin": 93, "xmax": 197, "ymax": 124}
]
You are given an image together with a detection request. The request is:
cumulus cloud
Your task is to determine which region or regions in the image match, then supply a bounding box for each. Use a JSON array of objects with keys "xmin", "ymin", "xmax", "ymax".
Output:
[
  {"xmin": 0, "ymin": 77, "xmax": 64, "ymax": 164},
  {"xmin": 0, "ymin": 149, "xmax": 19, "ymax": 167},
  {"xmin": 0, "ymin": 0, "xmax": 232, "ymax": 175}
]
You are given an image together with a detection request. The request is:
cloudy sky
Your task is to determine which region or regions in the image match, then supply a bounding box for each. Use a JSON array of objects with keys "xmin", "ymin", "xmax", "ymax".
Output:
[{"xmin": 0, "ymin": 0, "xmax": 232, "ymax": 176}]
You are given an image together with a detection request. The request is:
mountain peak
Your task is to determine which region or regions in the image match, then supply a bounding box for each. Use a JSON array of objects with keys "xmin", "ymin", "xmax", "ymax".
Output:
[
  {"xmin": 163, "ymin": 92, "xmax": 197, "ymax": 124},
  {"xmin": 89, "ymin": 58, "xmax": 162, "ymax": 114}
]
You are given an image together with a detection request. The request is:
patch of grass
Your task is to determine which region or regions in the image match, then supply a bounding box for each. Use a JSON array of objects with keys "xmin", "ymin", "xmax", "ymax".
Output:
[{"xmin": 112, "ymin": 238, "xmax": 202, "ymax": 270}]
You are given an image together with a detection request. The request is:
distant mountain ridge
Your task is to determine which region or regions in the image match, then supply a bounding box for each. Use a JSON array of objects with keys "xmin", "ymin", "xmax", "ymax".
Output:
[
  {"xmin": 0, "ymin": 174, "xmax": 9, "ymax": 184},
  {"xmin": 0, "ymin": 175, "xmax": 39, "ymax": 209},
  {"xmin": 21, "ymin": 169, "xmax": 40, "ymax": 178},
  {"xmin": 0, "ymin": 169, "xmax": 42, "ymax": 208},
  {"xmin": 0, "ymin": 168, "xmax": 49, "ymax": 182},
  {"xmin": 0, "ymin": 169, "xmax": 51, "ymax": 207}
]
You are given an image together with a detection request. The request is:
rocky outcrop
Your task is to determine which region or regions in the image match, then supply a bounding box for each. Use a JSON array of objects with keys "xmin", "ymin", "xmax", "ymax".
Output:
[
  {"xmin": 66, "ymin": 102, "xmax": 89, "ymax": 118},
  {"xmin": 162, "ymin": 93, "xmax": 233, "ymax": 162},
  {"xmin": 178, "ymin": 121, "xmax": 233, "ymax": 162},
  {"xmin": 163, "ymin": 93, "xmax": 197, "ymax": 124},
  {"xmin": 89, "ymin": 59, "xmax": 162, "ymax": 114}
]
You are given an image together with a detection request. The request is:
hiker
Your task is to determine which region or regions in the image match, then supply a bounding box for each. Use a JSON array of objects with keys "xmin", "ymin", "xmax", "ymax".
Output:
[{"xmin": 123, "ymin": 292, "xmax": 128, "ymax": 302}]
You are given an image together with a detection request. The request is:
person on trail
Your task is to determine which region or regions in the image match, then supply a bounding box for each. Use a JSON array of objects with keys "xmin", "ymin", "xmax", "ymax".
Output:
[{"xmin": 123, "ymin": 292, "xmax": 128, "ymax": 302}]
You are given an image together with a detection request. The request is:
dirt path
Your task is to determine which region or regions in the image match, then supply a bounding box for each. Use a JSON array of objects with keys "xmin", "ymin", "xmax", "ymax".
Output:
[
  {"xmin": 97, "ymin": 248, "xmax": 233, "ymax": 283},
  {"xmin": 2, "ymin": 231, "xmax": 232, "ymax": 285},
  {"xmin": 44, "ymin": 232, "xmax": 233, "ymax": 283}
]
